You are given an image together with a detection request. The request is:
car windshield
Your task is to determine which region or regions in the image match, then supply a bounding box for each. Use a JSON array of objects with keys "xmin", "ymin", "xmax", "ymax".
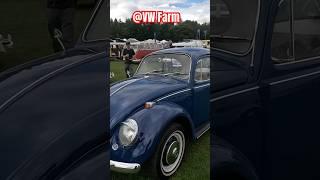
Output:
[
  {"xmin": 135, "ymin": 54, "xmax": 191, "ymax": 80},
  {"xmin": 212, "ymin": 0, "xmax": 259, "ymax": 54},
  {"xmin": 84, "ymin": 0, "xmax": 108, "ymax": 41}
]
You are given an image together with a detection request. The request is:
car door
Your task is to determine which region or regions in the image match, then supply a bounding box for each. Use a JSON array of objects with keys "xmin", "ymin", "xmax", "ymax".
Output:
[
  {"xmin": 193, "ymin": 56, "xmax": 210, "ymax": 134},
  {"xmin": 261, "ymin": 0, "xmax": 320, "ymax": 179}
]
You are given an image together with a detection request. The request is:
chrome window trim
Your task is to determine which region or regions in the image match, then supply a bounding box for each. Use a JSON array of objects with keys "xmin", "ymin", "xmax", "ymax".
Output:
[
  {"xmin": 81, "ymin": 0, "xmax": 108, "ymax": 43},
  {"xmin": 272, "ymin": 0, "xmax": 320, "ymax": 66},
  {"xmin": 272, "ymin": 0, "xmax": 295, "ymax": 63},
  {"xmin": 194, "ymin": 83, "xmax": 210, "ymax": 89},
  {"xmin": 194, "ymin": 57, "xmax": 210, "ymax": 82},
  {"xmin": 211, "ymin": 0, "xmax": 261, "ymax": 57}
]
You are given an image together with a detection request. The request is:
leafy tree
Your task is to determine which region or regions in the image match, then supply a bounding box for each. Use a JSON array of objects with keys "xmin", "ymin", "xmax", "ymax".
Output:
[{"xmin": 110, "ymin": 19, "xmax": 210, "ymax": 42}]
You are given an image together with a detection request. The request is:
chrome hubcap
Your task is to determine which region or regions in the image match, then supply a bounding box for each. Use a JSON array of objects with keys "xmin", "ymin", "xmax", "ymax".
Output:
[
  {"xmin": 160, "ymin": 130, "xmax": 185, "ymax": 176},
  {"xmin": 166, "ymin": 141, "xmax": 180, "ymax": 164}
]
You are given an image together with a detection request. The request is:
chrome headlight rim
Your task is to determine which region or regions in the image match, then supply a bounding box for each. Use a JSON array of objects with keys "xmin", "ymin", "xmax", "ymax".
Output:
[{"xmin": 118, "ymin": 118, "xmax": 139, "ymax": 146}]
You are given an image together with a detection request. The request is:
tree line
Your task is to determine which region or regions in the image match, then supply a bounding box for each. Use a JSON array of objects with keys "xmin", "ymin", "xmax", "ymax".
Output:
[{"xmin": 110, "ymin": 18, "xmax": 210, "ymax": 42}]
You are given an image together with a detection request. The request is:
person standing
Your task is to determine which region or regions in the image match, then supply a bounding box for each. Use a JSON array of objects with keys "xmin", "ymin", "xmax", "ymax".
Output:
[
  {"xmin": 122, "ymin": 42, "xmax": 135, "ymax": 78},
  {"xmin": 47, "ymin": 0, "xmax": 77, "ymax": 52}
]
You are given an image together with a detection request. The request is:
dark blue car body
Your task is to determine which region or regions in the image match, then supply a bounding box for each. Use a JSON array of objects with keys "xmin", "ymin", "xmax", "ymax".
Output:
[
  {"xmin": 110, "ymin": 48, "xmax": 210, "ymax": 171},
  {"xmin": 0, "ymin": 1, "xmax": 109, "ymax": 179},
  {"xmin": 212, "ymin": 0, "xmax": 320, "ymax": 179}
]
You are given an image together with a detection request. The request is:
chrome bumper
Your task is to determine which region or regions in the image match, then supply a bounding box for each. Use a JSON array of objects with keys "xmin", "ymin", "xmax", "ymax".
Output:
[{"xmin": 110, "ymin": 160, "xmax": 141, "ymax": 174}]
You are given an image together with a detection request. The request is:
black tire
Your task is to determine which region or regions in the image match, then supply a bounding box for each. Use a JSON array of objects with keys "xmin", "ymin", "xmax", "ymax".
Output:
[{"xmin": 143, "ymin": 123, "xmax": 187, "ymax": 179}]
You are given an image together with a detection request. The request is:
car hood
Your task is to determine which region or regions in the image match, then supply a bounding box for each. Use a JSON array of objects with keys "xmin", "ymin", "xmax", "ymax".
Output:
[
  {"xmin": 0, "ymin": 50, "xmax": 103, "ymax": 179},
  {"xmin": 0, "ymin": 51, "xmax": 94, "ymax": 107},
  {"xmin": 110, "ymin": 75, "xmax": 188, "ymax": 130}
]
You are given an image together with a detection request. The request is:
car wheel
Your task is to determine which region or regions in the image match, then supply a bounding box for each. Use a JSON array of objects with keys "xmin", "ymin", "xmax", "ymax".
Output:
[{"xmin": 144, "ymin": 123, "xmax": 186, "ymax": 179}]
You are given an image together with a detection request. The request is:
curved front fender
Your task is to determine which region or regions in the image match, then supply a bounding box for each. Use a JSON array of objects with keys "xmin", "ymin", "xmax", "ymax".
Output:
[
  {"xmin": 212, "ymin": 136, "xmax": 259, "ymax": 180},
  {"xmin": 110, "ymin": 101, "xmax": 194, "ymax": 164}
]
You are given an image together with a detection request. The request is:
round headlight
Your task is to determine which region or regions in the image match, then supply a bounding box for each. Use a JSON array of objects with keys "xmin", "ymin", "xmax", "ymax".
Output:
[{"xmin": 119, "ymin": 119, "xmax": 138, "ymax": 146}]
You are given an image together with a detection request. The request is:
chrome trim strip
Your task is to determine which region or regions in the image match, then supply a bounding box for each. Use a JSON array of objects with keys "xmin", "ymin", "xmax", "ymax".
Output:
[
  {"xmin": 196, "ymin": 123, "xmax": 210, "ymax": 139},
  {"xmin": 110, "ymin": 160, "xmax": 141, "ymax": 174},
  {"xmin": 194, "ymin": 83, "xmax": 210, "ymax": 89},
  {"xmin": 270, "ymin": 70, "xmax": 320, "ymax": 85},
  {"xmin": 275, "ymin": 56, "xmax": 320, "ymax": 66},
  {"xmin": 211, "ymin": 71, "xmax": 320, "ymax": 102},
  {"xmin": 156, "ymin": 88, "xmax": 191, "ymax": 102},
  {"xmin": 211, "ymin": 86, "xmax": 259, "ymax": 102},
  {"xmin": 110, "ymin": 78, "xmax": 143, "ymax": 96}
]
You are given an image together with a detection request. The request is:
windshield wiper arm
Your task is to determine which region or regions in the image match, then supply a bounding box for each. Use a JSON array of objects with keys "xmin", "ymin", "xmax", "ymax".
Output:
[
  {"xmin": 164, "ymin": 72, "xmax": 188, "ymax": 76},
  {"xmin": 142, "ymin": 70, "xmax": 163, "ymax": 75}
]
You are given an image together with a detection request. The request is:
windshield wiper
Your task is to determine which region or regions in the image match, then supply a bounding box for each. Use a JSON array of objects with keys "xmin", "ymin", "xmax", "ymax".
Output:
[
  {"xmin": 212, "ymin": 35, "xmax": 251, "ymax": 41},
  {"xmin": 141, "ymin": 70, "xmax": 163, "ymax": 75},
  {"xmin": 163, "ymin": 72, "xmax": 189, "ymax": 82},
  {"xmin": 164, "ymin": 72, "xmax": 188, "ymax": 76}
]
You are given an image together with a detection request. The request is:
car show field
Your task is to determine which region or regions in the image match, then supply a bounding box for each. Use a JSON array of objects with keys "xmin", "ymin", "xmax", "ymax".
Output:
[
  {"xmin": 0, "ymin": 1, "xmax": 210, "ymax": 178},
  {"xmin": 110, "ymin": 58, "xmax": 210, "ymax": 179},
  {"xmin": 111, "ymin": 132, "xmax": 209, "ymax": 180}
]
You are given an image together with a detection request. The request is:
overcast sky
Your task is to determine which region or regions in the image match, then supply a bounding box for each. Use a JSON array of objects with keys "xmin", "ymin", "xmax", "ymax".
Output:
[{"xmin": 110, "ymin": 0, "xmax": 210, "ymax": 24}]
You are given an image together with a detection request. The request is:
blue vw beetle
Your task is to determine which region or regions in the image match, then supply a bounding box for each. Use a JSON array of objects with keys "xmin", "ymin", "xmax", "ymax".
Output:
[{"xmin": 110, "ymin": 47, "xmax": 210, "ymax": 178}]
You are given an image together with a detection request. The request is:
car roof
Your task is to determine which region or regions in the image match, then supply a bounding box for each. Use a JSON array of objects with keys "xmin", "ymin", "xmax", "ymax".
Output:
[{"xmin": 151, "ymin": 48, "xmax": 210, "ymax": 61}]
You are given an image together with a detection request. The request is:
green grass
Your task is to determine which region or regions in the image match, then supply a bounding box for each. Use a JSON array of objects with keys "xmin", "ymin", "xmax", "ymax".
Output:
[
  {"xmin": 110, "ymin": 59, "xmax": 139, "ymax": 82},
  {"xmin": 110, "ymin": 60, "xmax": 210, "ymax": 179},
  {"xmin": 111, "ymin": 133, "xmax": 209, "ymax": 180}
]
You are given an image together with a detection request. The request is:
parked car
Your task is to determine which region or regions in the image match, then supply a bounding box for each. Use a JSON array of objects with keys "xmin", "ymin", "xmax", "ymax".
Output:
[
  {"xmin": 110, "ymin": 47, "xmax": 210, "ymax": 178},
  {"xmin": 212, "ymin": 0, "xmax": 320, "ymax": 179},
  {"xmin": 0, "ymin": 0, "xmax": 108, "ymax": 179}
]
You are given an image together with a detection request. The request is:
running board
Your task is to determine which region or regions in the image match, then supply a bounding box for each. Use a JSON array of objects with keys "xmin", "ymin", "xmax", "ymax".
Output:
[{"xmin": 195, "ymin": 122, "xmax": 210, "ymax": 139}]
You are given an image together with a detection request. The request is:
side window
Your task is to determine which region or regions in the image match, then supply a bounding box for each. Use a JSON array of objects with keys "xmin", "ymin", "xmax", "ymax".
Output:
[
  {"xmin": 294, "ymin": 0, "xmax": 320, "ymax": 60},
  {"xmin": 195, "ymin": 57, "xmax": 210, "ymax": 82},
  {"xmin": 272, "ymin": 0, "xmax": 320, "ymax": 64},
  {"xmin": 84, "ymin": 0, "xmax": 108, "ymax": 41},
  {"xmin": 271, "ymin": 0, "xmax": 294, "ymax": 62},
  {"xmin": 212, "ymin": 0, "xmax": 259, "ymax": 54}
]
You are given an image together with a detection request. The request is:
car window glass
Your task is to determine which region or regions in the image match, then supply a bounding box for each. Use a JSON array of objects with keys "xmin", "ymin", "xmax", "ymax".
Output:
[
  {"xmin": 84, "ymin": 0, "xmax": 108, "ymax": 41},
  {"xmin": 271, "ymin": 0, "xmax": 320, "ymax": 64},
  {"xmin": 294, "ymin": 0, "xmax": 320, "ymax": 60},
  {"xmin": 136, "ymin": 54, "xmax": 191, "ymax": 80},
  {"xmin": 271, "ymin": 0, "xmax": 294, "ymax": 63},
  {"xmin": 195, "ymin": 57, "xmax": 210, "ymax": 82},
  {"xmin": 212, "ymin": 0, "xmax": 259, "ymax": 54}
]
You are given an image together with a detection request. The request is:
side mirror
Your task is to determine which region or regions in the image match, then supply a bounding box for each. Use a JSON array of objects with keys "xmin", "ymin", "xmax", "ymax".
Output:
[{"xmin": 0, "ymin": 34, "xmax": 14, "ymax": 53}]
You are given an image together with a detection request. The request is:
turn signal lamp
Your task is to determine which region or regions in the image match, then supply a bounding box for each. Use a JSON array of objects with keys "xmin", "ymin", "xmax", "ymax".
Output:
[{"xmin": 144, "ymin": 102, "xmax": 155, "ymax": 109}]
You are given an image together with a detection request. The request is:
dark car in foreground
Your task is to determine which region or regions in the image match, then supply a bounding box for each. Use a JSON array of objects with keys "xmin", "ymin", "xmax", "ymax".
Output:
[
  {"xmin": 0, "ymin": 1, "xmax": 108, "ymax": 179},
  {"xmin": 110, "ymin": 48, "xmax": 210, "ymax": 178},
  {"xmin": 212, "ymin": 0, "xmax": 320, "ymax": 179}
]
